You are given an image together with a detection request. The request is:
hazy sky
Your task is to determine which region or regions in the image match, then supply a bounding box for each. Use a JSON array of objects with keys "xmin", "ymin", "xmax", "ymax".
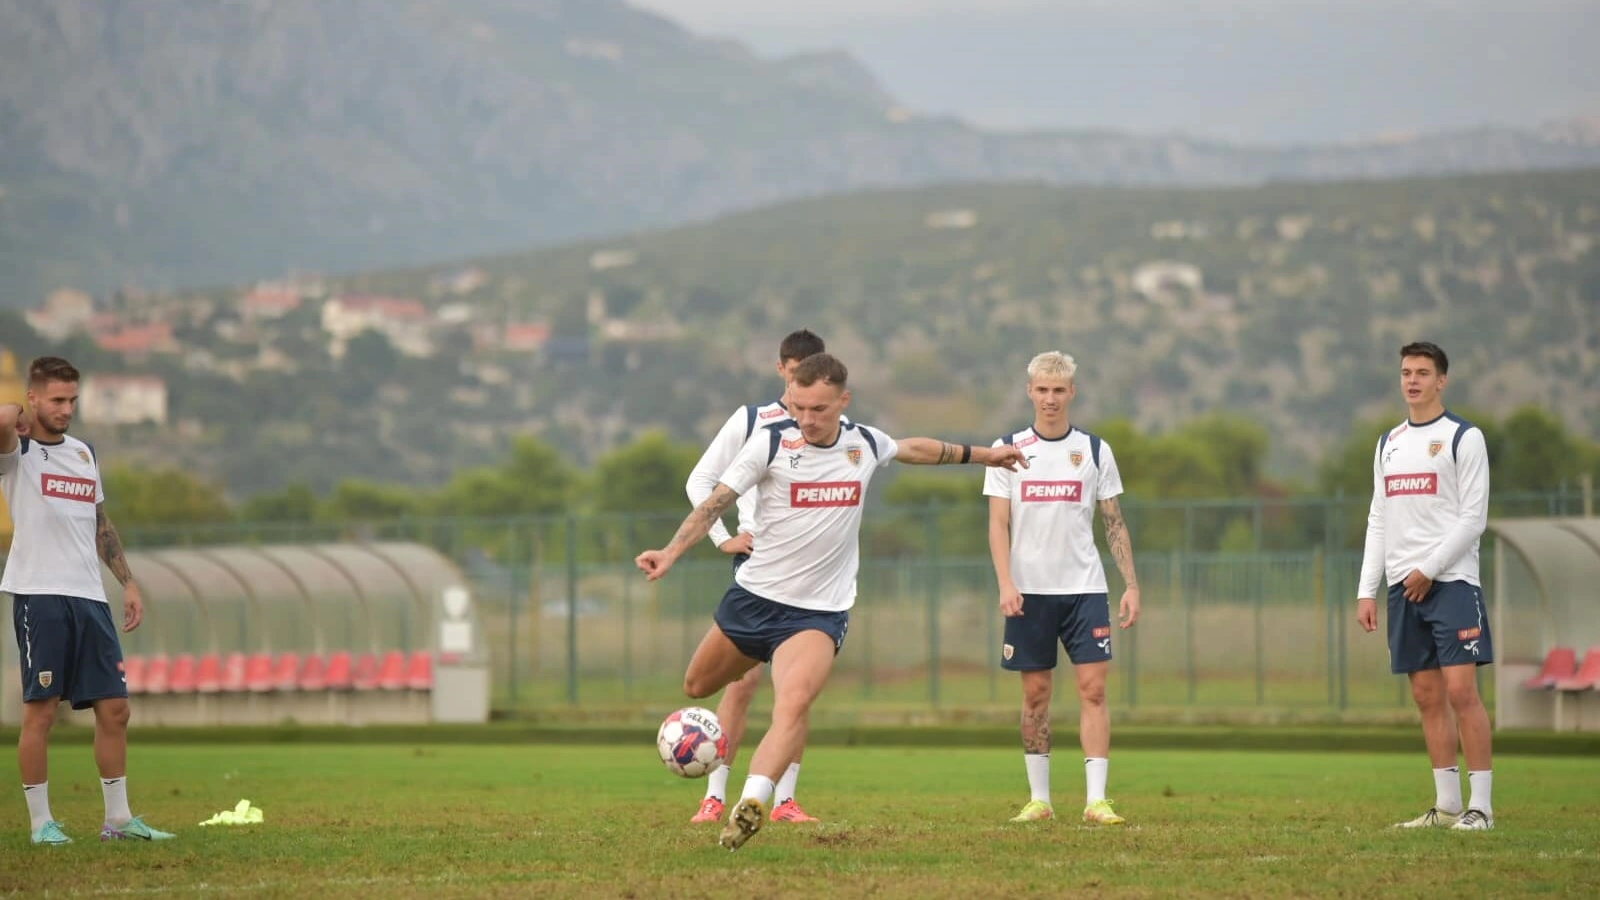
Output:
[
  {"xmin": 630, "ymin": 0, "xmax": 1599, "ymax": 143},
  {"xmin": 634, "ymin": 0, "xmax": 1058, "ymax": 28}
]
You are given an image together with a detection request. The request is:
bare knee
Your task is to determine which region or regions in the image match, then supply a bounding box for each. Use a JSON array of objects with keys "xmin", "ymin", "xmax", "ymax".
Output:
[
  {"xmin": 95, "ymin": 699, "xmax": 132, "ymax": 733},
  {"xmin": 683, "ymin": 674, "xmax": 719, "ymax": 700},
  {"xmin": 1410, "ymin": 677, "xmax": 1447, "ymax": 712},
  {"xmin": 1022, "ymin": 676, "xmax": 1053, "ymax": 715},
  {"xmin": 21, "ymin": 702, "xmax": 57, "ymax": 735},
  {"xmin": 1445, "ymin": 679, "xmax": 1483, "ymax": 713},
  {"xmin": 1077, "ymin": 679, "xmax": 1107, "ymax": 709}
]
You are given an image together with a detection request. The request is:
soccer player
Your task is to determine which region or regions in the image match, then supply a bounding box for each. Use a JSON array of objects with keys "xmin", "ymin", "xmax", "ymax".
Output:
[
  {"xmin": 984, "ymin": 351, "xmax": 1141, "ymax": 825},
  {"xmin": 683, "ymin": 329, "xmax": 830, "ymax": 825},
  {"xmin": 638, "ymin": 354, "xmax": 1026, "ymax": 850},
  {"xmin": 1, "ymin": 357, "xmax": 174, "ymax": 845},
  {"xmin": 1356, "ymin": 341, "xmax": 1494, "ymax": 831}
]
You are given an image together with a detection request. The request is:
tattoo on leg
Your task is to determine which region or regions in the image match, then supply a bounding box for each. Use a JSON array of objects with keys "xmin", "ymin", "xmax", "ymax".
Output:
[{"xmin": 1021, "ymin": 710, "xmax": 1051, "ymax": 754}]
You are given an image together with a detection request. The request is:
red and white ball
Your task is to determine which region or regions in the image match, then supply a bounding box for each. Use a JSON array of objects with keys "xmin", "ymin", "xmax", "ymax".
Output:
[{"xmin": 656, "ymin": 706, "xmax": 728, "ymax": 778}]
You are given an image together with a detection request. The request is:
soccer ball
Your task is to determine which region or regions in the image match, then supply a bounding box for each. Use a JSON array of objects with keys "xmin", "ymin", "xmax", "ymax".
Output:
[{"xmin": 656, "ymin": 706, "xmax": 728, "ymax": 778}]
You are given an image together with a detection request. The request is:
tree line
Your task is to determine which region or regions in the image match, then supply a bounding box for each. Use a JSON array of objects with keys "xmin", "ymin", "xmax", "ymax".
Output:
[{"xmin": 101, "ymin": 406, "xmax": 1600, "ymax": 557}]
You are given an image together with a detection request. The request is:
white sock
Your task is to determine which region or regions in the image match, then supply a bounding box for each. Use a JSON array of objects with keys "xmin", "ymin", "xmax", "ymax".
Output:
[
  {"xmin": 1467, "ymin": 770, "xmax": 1493, "ymax": 816},
  {"xmin": 1433, "ymin": 766, "xmax": 1463, "ymax": 814},
  {"xmin": 704, "ymin": 765, "xmax": 731, "ymax": 802},
  {"xmin": 775, "ymin": 762, "xmax": 802, "ymax": 805},
  {"xmin": 1085, "ymin": 757, "xmax": 1109, "ymax": 804},
  {"xmin": 23, "ymin": 783, "xmax": 53, "ymax": 830},
  {"xmin": 1024, "ymin": 753, "xmax": 1051, "ymax": 804},
  {"xmin": 739, "ymin": 774, "xmax": 775, "ymax": 809},
  {"xmin": 102, "ymin": 776, "xmax": 132, "ymax": 826}
]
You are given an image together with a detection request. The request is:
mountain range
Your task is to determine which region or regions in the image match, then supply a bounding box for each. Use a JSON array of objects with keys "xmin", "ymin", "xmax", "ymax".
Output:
[{"xmin": 3, "ymin": 0, "xmax": 1599, "ymax": 304}]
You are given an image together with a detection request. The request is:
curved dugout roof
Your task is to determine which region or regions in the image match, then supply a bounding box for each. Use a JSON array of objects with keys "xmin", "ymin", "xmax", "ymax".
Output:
[
  {"xmin": 109, "ymin": 542, "xmax": 465, "ymax": 656},
  {"xmin": 1487, "ymin": 518, "xmax": 1600, "ymax": 650}
]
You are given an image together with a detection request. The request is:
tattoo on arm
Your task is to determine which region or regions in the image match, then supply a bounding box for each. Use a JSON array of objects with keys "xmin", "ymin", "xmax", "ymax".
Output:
[
  {"xmin": 1021, "ymin": 710, "xmax": 1051, "ymax": 754},
  {"xmin": 1100, "ymin": 499, "xmax": 1139, "ymax": 589},
  {"xmin": 936, "ymin": 441, "xmax": 959, "ymax": 464},
  {"xmin": 665, "ymin": 485, "xmax": 739, "ymax": 556},
  {"xmin": 95, "ymin": 506, "xmax": 134, "ymax": 586}
]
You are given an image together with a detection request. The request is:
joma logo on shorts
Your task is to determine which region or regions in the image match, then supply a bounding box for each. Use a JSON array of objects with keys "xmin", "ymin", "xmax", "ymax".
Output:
[
  {"xmin": 1385, "ymin": 473, "xmax": 1438, "ymax": 496},
  {"xmin": 1458, "ymin": 627, "xmax": 1481, "ymax": 640},
  {"xmin": 1021, "ymin": 481, "xmax": 1082, "ymax": 502},
  {"xmin": 791, "ymin": 482, "xmax": 861, "ymax": 507},
  {"xmin": 41, "ymin": 474, "xmax": 96, "ymax": 502}
]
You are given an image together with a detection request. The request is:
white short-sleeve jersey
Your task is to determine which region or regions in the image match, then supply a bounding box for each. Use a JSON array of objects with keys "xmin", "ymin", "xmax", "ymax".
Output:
[
  {"xmin": 0, "ymin": 435, "xmax": 109, "ymax": 602},
  {"xmin": 686, "ymin": 400, "xmax": 852, "ymax": 548},
  {"xmin": 717, "ymin": 420, "xmax": 897, "ymax": 612},
  {"xmin": 983, "ymin": 426, "xmax": 1123, "ymax": 595},
  {"xmin": 1358, "ymin": 411, "xmax": 1490, "ymax": 596}
]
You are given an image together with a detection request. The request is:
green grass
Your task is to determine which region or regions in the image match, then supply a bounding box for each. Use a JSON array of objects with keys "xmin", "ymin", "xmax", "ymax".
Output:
[{"xmin": 2, "ymin": 742, "xmax": 1596, "ymax": 898}]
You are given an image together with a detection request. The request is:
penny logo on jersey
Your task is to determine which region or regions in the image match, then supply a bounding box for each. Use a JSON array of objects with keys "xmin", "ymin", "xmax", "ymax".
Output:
[
  {"xmin": 1021, "ymin": 480, "xmax": 1083, "ymax": 502},
  {"xmin": 1384, "ymin": 473, "xmax": 1438, "ymax": 496},
  {"xmin": 41, "ymin": 474, "xmax": 97, "ymax": 503},
  {"xmin": 791, "ymin": 482, "xmax": 862, "ymax": 507}
]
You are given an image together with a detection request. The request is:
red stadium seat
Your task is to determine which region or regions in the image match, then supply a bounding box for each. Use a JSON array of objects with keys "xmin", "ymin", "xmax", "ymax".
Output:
[
  {"xmin": 1554, "ymin": 647, "xmax": 1600, "ymax": 691},
  {"xmin": 220, "ymin": 652, "xmax": 248, "ymax": 692},
  {"xmin": 168, "ymin": 654, "xmax": 198, "ymax": 693},
  {"xmin": 351, "ymin": 652, "xmax": 381, "ymax": 691},
  {"xmin": 1523, "ymin": 646, "xmax": 1577, "ymax": 689},
  {"xmin": 405, "ymin": 651, "xmax": 433, "ymax": 691},
  {"xmin": 123, "ymin": 655, "xmax": 146, "ymax": 695},
  {"xmin": 377, "ymin": 650, "xmax": 407, "ymax": 691},
  {"xmin": 324, "ymin": 651, "xmax": 354, "ymax": 691},
  {"xmin": 143, "ymin": 654, "xmax": 170, "ymax": 694},
  {"xmin": 272, "ymin": 652, "xmax": 300, "ymax": 692},
  {"xmin": 298, "ymin": 653, "xmax": 328, "ymax": 691},
  {"xmin": 245, "ymin": 652, "xmax": 276, "ymax": 693},
  {"xmin": 195, "ymin": 653, "xmax": 222, "ymax": 693}
]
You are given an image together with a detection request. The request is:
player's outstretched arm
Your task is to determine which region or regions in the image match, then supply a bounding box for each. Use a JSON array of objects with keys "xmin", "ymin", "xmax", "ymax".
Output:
[
  {"xmin": 637, "ymin": 484, "xmax": 740, "ymax": 581},
  {"xmin": 1098, "ymin": 497, "xmax": 1141, "ymax": 627},
  {"xmin": 96, "ymin": 503, "xmax": 144, "ymax": 631},
  {"xmin": 895, "ymin": 439, "xmax": 1027, "ymax": 470}
]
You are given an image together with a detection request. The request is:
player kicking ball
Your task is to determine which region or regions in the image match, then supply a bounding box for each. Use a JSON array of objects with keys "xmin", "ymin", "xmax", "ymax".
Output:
[
  {"xmin": 984, "ymin": 352, "xmax": 1141, "ymax": 826},
  {"xmin": 638, "ymin": 353, "xmax": 1027, "ymax": 850},
  {"xmin": 2, "ymin": 357, "xmax": 175, "ymax": 845},
  {"xmin": 682, "ymin": 329, "xmax": 833, "ymax": 825}
]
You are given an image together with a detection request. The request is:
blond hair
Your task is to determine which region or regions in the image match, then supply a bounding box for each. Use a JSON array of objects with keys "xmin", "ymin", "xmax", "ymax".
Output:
[{"xmin": 1026, "ymin": 351, "xmax": 1077, "ymax": 383}]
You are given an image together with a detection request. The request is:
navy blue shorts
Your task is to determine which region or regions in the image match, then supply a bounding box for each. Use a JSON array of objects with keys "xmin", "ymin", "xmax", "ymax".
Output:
[
  {"xmin": 1002, "ymin": 593, "xmax": 1113, "ymax": 670},
  {"xmin": 12, "ymin": 594, "xmax": 128, "ymax": 710},
  {"xmin": 714, "ymin": 584, "xmax": 848, "ymax": 664},
  {"xmin": 1387, "ymin": 579, "xmax": 1493, "ymax": 674}
]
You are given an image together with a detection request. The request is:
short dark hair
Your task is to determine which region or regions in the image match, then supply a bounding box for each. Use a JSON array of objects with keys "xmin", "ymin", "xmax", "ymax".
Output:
[
  {"xmin": 790, "ymin": 353, "xmax": 848, "ymax": 388},
  {"xmin": 1400, "ymin": 342, "xmax": 1448, "ymax": 375},
  {"xmin": 778, "ymin": 329, "xmax": 826, "ymax": 363},
  {"xmin": 28, "ymin": 356, "xmax": 80, "ymax": 388}
]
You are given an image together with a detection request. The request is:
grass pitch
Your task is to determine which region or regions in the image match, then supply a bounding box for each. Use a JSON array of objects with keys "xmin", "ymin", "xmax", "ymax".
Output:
[{"xmin": 1, "ymin": 740, "xmax": 1595, "ymax": 898}]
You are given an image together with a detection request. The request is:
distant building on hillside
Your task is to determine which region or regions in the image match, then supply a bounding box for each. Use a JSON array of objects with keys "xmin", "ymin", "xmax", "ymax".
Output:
[{"xmin": 80, "ymin": 374, "xmax": 168, "ymax": 426}]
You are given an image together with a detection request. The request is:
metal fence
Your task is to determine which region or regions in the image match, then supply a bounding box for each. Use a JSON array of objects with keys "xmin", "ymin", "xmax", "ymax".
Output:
[{"xmin": 84, "ymin": 490, "xmax": 1592, "ymax": 722}]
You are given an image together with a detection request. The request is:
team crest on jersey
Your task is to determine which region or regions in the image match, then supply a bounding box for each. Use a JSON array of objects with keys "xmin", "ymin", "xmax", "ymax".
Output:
[
  {"xmin": 78, "ymin": 449, "xmax": 91, "ymax": 463},
  {"xmin": 1428, "ymin": 441, "xmax": 1444, "ymax": 458},
  {"xmin": 38, "ymin": 671, "xmax": 52, "ymax": 689},
  {"xmin": 1070, "ymin": 450, "xmax": 1084, "ymax": 468},
  {"xmin": 847, "ymin": 448, "xmax": 862, "ymax": 466}
]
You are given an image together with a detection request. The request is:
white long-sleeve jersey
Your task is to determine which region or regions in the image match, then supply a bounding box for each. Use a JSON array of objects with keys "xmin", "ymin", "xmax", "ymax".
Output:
[
  {"xmin": 1357, "ymin": 411, "xmax": 1490, "ymax": 598},
  {"xmin": 686, "ymin": 400, "xmax": 790, "ymax": 548}
]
